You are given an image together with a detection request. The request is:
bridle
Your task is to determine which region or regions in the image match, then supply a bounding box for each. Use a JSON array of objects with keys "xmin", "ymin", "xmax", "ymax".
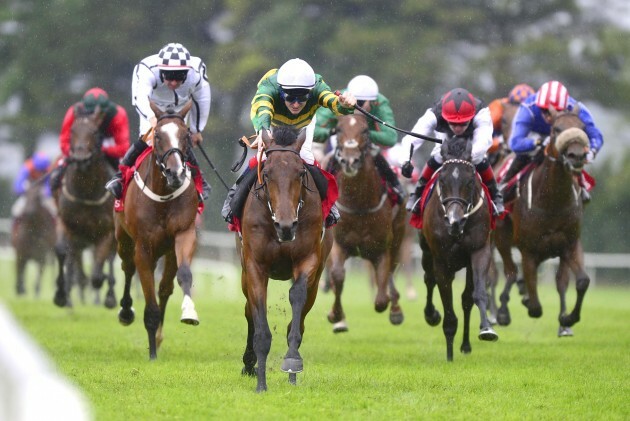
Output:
[
  {"xmin": 257, "ymin": 147, "xmax": 312, "ymax": 224},
  {"xmin": 153, "ymin": 113, "xmax": 190, "ymax": 179},
  {"xmin": 435, "ymin": 158, "xmax": 485, "ymax": 221}
]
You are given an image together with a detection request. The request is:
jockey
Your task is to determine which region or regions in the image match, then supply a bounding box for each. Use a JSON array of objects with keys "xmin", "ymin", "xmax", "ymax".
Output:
[
  {"xmin": 501, "ymin": 80, "xmax": 604, "ymax": 203},
  {"xmin": 313, "ymin": 74, "xmax": 406, "ymax": 205},
  {"xmin": 50, "ymin": 87, "xmax": 130, "ymax": 190},
  {"xmin": 487, "ymin": 83, "xmax": 535, "ymax": 154},
  {"xmin": 105, "ymin": 42, "xmax": 212, "ymax": 201},
  {"xmin": 221, "ymin": 58, "xmax": 357, "ymax": 227},
  {"xmin": 398, "ymin": 88, "xmax": 504, "ymax": 216},
  {"xmin": 12, "ymin": 152, "xmax": 56, "ymax": 218}
]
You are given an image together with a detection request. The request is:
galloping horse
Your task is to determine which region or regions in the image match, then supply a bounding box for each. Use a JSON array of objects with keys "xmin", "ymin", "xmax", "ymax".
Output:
[
  {"xmin": 115, "ymin": 101, "xmax": 200, "ymax": 360},
  {"xmin": 53, "ymin": 109, "xmax": 117, "ymax": 309},
  {"xmin": 326, "ymin": 114, "xmax": 407, "ymax": 332},
  {"xmin": 12, "ymin": 184, "xmax": 56, "ymax": 296},
  {"xmin": 494, "ymin": 109, "xmax": 590, "ymax": 337},
  {"xmin": 420, "ymin": 137, "xmax": 498, "ymax": 361},
  {"xmin": 238, "ymin": 127, "xmax": 332, "ymax": 392}
]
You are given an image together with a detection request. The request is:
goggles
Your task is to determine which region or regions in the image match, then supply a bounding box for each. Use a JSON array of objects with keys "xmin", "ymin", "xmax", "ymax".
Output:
[
  {"xmin": 161, "ymin": 69, "xmax": 188, "ymax": 82},
  {"xmin": 281, "ymin": 90, "xmax": 311, "ymax": 104}
]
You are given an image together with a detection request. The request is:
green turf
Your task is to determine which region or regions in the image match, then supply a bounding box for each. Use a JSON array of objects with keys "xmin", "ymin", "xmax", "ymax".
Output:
[{"xmin": 1, "ymin": 257, "xmax": 628, "ymax": 420}]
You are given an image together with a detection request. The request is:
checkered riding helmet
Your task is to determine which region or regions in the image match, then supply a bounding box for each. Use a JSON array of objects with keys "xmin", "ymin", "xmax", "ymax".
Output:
[
  {"xmin": 157, "ymin": 43, "xmax": 192, "ymax": 70},
  {"xmin": 535, "ymin": 81, "xmax": 569, "ymax": 111}
]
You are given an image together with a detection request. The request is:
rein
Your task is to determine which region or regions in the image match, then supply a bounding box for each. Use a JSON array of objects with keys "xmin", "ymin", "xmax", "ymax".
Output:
[{"xmin": 61, "ymin": 180, "xmax": 111, "ymax": 206}]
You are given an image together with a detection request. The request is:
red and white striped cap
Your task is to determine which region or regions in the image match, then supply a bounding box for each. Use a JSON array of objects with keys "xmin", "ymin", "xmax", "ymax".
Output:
[{"xmin": 535, "ymin": 81, "xmax": 569, "ymax": 110}]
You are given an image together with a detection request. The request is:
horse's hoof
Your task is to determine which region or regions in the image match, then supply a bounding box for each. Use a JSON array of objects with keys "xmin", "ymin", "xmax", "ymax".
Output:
[
  {"xmin": 104, "ymin": 295, "xmax": 117, "ymax": 310},
  {"xmin": 281, "ymin": 357, "xmax": 303, "ymax": 373},
  {"xmin": 424, "ymin": 309, "xmax": 441, "ymax": 327},
  {"xmin": 478, "ymin": 327, "xmax": 499, "ymax": 342},
  {"xmin": 333, "ymin": 320, "xmax": 348, "ymax": 333},
  {"xmin": 241, "ymin": 366, "xmax": 257, "ymax": 377},
  {"xmin": 460, "ymin": 343, "xmax": 472, "ymax": 354},
  {"xmin": 528, "ymin": 306, "xmax": 542, "ymax": 318},
  {"xmin": 288, "ymin": 373, "xmax": 297, "ymax": 385},
  {"xmin": 181, "ymin": 317, "xmax": 200, "ymax": 326},
  {"xmin": 53, "ymin": 292, "xmax": 67, "ymax": 308},
  {"xmin": 92, "ymin": 277, "xmax": 104, "ymax": 289},
  {"xmin": 496, "ymin": 310, "xmax": 511, "ymax": 326},
  {"xmin": 389, "ymin": 310, "xmax": 404, "ymax": 325},
  {"xmin": 559, "ymin": 314, "xmax": 578, "ymax": 327},
  {"xmin": 327, "ymin": 311, "xmax": 339, "ymax": 324},
  {"xmin": 118, "ymin": 307, "xmax": 135, "ymax": 326},
  {"xmin": 558, "ymin": 326, "xmax": 574, "ymax": 337}
]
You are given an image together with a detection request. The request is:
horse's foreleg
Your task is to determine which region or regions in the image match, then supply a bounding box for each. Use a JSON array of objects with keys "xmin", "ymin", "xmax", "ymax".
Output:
[
  {"xmin": 135, "ymin": 247, "xmax": 160, "ymax": 360},
  {"xmin": 460, "ymin": 268, "xmax": 473, "ymax": 354},
  {"xmin": 561, "ymin": 242, "xmax": 590, "ymax": 331},
  {"xmin": 34, "ymin": 258, "xmax": 46, "ymax": 298},
  {"xmin": 103, "ymin": 252, "xmax": 117, "ymax": 309},
  {"xmin": 372, "ymin": 254, "xmax": 392, "ymax": 313},
  {"xmin": 521, "ymin": 255, "xmax": 542, "ymax": 318},
  {"xmin": 471, "ymin": 248, "xmax": 499, "ymax": 343},
  {"xmin": 496, "ymin": 247, "xmax": 518, "ymax": 326},
  {"xmin": 243, "ymin": 261, "xmax": 271, "ymax": 392},
  {"xmin": 486, "ymin": 255, "xmax": 499, "ymax": 325},
  {"xmin": 436, "ymin": 274, "xmax": 458, "ymax": 362},
  {"xmin": 241, "ymin": 272, "xmax": 257, "ymax": 378},
  {"xmin": 174, "ymin": 230, "xmax": 198, "ymax": 326},
  {"xmin": 282, "ymin": 272, "xmax": 309, "ymax": 380},
  {"xmin": 555, "ymin": 258, "xmax": 573, "ymax": 336},
  {"xmin": 91, "ymin": 236, "xmax": 114, "ymax": 307},
  {"xmin": 421, "ymin": 241, "xmax": 441, "ymax": 327},
  {"xmin": 117, "ymin": 230, "xmax": 136, "ymax": 326},
  {"xmin": 53, "ymin": 236, "xmax": 69, "ymax": 308},
  {"xmin": 16, "ymin": 256, "xmax": 27, "ymax": 296},
  {"xmin": 327, "ymin": 243, "xmax": 348, "ymax": 332}
]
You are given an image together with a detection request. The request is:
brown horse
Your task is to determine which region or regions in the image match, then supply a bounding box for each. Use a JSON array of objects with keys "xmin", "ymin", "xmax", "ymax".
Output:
[
  {"xmin": 238, "ymin": 126, "xmax": 332, "ymax": 392},
  {"xmin": 12, "ymin": 184, "xmax": 56, "ymax": 296},
  {"xmin": 420, "ymin": 137, "xmax": 498, "ymax": 361},
  {"xmin": 115, "ymin": 101, "xmax": 200, "ymax": 360},
  {"xmin": 326, "ymin": 114, "xmax": 407, "ymax": 332},
  {"xmin": 494, "ymin": 110, "xmax": 590, "ymax": 337},
  {"xmin": 53, "ymin": 109, "xmax": 117, "ymax": 309}
]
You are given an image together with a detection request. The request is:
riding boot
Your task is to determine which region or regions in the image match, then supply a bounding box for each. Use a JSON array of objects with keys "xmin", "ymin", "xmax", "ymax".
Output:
[
  {"xmin": 185, "ymin": 148, "xmax": 211, "ymax": 201},
  {"xmin": 374, "ymin": 153, "xmax": 406, "ymax": 204},
  {"xmin": 406, "ymin": 158, "xmax": 440, "ymax": 214},
  {"xmin": 578, "ymin": 173, "xmax": 591, "ymax": 204},
  {"xmin": 105, "ymin": 139, "xmax": 148, "ymax": 199},
  {"xmin": 325, "ymin": 203, "xmax": 341, "ymax": 228},
  {"xmin": 221, "ymin": 166, "xmax": 253, "ymax": 224},
  {"xmin": 49, "ymin": 160, "xmax": 67, "ymax": 192},
  {"xmin": 477, "ymin": 159, "xmax": 504, "ymax": 216}
]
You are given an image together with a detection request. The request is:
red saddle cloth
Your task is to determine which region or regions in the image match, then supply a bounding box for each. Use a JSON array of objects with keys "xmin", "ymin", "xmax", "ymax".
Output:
[
  {"xmin": 409, "ymin": 173, "xmax": 496, "ymax": 230},
  {"xmin": 228, "ymin": 157, "xmax": 338, "ymax": 233},
  {"xmin": 114, "ymin": 147, "xmax": 204, "ymax": 214}
]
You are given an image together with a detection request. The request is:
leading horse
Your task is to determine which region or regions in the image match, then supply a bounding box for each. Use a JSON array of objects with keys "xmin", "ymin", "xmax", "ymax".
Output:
[
  {"xmin": 115, "ymin": 101, "xmax": 200, "ymax": 360},
  {"xmin": 494, "ymin": 109, "xmax": 590, "ymax": 337},
  {"xmin": 53, "ymin": 109, "xmax": 117, "ymax": 309},
  {"xmin": 237, "ymin": 127, "xmax": 332, "ymax": 392},
  {"xmin": 420, "ymin": 137, "xmax": 498, "ymax": 361},
  {"xmin": 326, "ymin": 114, "xmax": 407, "ymax": 332}
]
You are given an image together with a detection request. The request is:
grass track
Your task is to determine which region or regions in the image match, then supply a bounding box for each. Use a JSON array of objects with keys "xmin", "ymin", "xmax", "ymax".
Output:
[{"xmin": 1, "ymin": 258, "xmax": 629, "ymax": 420}]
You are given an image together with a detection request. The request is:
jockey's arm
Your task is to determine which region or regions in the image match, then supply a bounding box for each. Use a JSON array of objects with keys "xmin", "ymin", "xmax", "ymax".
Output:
[
  {"xmin": 59, "ymin": 106, "xmax": 75, "ymax": 157},
  {"xmin": 398, "ymin": 108, "xmax": 436, "ymax": 166},
  {"xmin": 368, "ymin": 99, "xmax": 397, "ymax": 148},
  {"xmin": 313, "ymin": 107, "xmax": 336, "ymax": 143},
  {"xmin": 101, "ymin": 106, "xmax": 130, "ymax": 159},
  {"xmin": 470, "ymin": 107, "xmax": 493, "ymax": 163},
  {"xmin": 189, "ymin": 63, "xmax": 211, "ymax": 136},
  {"xmin": 508, "ymin": 105, "xmax": 538, "ymax": 154}
]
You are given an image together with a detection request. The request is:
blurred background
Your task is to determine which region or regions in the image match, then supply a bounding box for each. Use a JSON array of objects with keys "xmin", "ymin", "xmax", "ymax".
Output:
[{"xmin": 1, "ymin": 0, "xmax": 629, "ymax": 254}]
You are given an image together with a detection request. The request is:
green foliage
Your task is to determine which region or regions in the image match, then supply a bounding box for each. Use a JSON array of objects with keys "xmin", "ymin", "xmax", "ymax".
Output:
[{"xmin": 1, "ymin": 260, "xmax": 628, "ymax": 419}]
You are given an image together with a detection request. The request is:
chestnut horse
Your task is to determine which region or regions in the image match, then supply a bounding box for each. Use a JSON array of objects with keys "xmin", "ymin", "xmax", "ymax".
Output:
[
  {"xmin": 420, "ymin": 137, "xmax": 498, "ymax": 361},
  {"xmin": 53, "ymin": 109, "xmax": 117, "ymax": 309},
  {"xmin": 326, "ymin": 114, "xmax": 407, "ymax": 332},
  {"xmin": 494, "ymin": 110, "xmax": 590, "ymax": 337},
  {"xmin": 238, "ymin": 127, "xmax": 332, "ymax": 392},
  {"xmin": 115, "ymin": 101, "xmax": 200, "ymax": 360},
  {"xmin": 12, "ymin": 184, "xmax": 56, "ymax": 297}
]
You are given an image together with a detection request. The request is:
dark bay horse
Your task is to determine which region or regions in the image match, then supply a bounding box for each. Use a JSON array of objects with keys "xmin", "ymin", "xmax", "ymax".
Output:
[
  {"xmin": 494, "ymin": 110, "xmax": 590, "ymax": 337},
  {"xmin": 237, "ymin": 127, "xmax": 332, "ymax": 392},
  {"xmin": 115, "ymin": 101, "xmax": 200, "ymax": 360},
  {"xmin": 420, "ymin": 137, "xmax": 498, "ymax": 361},
  {"xmin": 12, "ymin": 184, "xmax": 56, "ymax": 296},
  {"xmin": 53, "ymin": 109, "xmax": 117, "ymax": 309},
  {"xmin": 326, "ymin": 114, "xmax": 407, "ymax": 332}
]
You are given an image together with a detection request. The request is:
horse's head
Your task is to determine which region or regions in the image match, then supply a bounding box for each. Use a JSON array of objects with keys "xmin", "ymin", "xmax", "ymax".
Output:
[
  {"xmin": 22, "ymin": 184, "xmax": 45, "ymax": 218},
  {"xmin": 69, "ymin": 108, "xmax": 105, "ymax": 169},
  {"xmin": 437, "ymin": 137, "xmax": 478, "ymax": 237},
  {"xmin": 334, "ymin": 114, "xmax": 371, "ymax": 177},
  {"xmin": 150, "ymin": 100, "xmax": 193, "ymax": 189},
  {"xmin": 548, "ymin": 108, "xmax": 589, "ymax": 175},
  {"xmin": 261, "ymin": 127, "xmax": 308, "ymax": 242}
]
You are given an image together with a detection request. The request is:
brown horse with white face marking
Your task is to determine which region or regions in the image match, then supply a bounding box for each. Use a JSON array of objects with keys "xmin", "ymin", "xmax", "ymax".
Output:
[
  {"xmin": 420, "ymin": 136, "xmax": 498, "ymax": 361},
  {"xmin": 237, "ymin": 126, "xmax": 332, "ymax": 392},
  {"xmin": 326, "ymin": 114, "xmax": 407, "ymax": 332},
  {"xmin": 115, "ymin": 101, "xmax": 200, "ymax": 360},
  {"xmin": 494, "ymin": 109, "xmax": 590, "ymax": 337},
  {"xmin": 53, "ymin": 109, "xmax": 117, "ymax": 309}
]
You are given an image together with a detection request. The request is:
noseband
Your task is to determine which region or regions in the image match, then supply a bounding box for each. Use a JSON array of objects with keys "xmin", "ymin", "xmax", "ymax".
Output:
[
  {"xmin": 436, "ymin": 159, "xmax": 485, "ymax": 220},
  {"xmin": 154, "ymin": 114, "xmax": 190, "ymax": 177}
]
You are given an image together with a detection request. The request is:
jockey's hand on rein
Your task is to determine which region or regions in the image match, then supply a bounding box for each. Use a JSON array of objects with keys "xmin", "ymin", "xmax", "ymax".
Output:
[{"xmin": 401, "ymin": 161, "xmax": 414, "ymax": 179}]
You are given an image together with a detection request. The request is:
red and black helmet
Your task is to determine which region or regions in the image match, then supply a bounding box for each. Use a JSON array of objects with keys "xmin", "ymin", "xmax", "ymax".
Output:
[{"xmin": 441, "ymin": 88, "xmax": 476, "ymax": 123}]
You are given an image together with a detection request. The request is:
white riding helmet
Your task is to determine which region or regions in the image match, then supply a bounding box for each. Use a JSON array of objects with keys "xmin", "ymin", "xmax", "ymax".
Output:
[
  {"xmin": 157, "ymin": 43, "xmax": 192, "ymax": 70},
  {"xmin": 277, "ymin": 58, "xmax": 316, "ymax": 90},
  {"xmin": 347, "ymin": 75, "xmax": 379, "ymax": 101}
]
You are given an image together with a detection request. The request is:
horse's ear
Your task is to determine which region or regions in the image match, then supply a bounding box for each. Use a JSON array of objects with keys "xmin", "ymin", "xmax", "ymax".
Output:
[
  {"xmin": 179, "ymin": 101, "xmax": 193, "ymax": 118},
  {"xmin": 440, "ymin": 138, "xmax": 449, "ymax": 159},
  {"xmin": 295, "ymin": 128, "xmax": 307, "ymax": 151},
  {"xmin": 465, "ymin": 137, "xmax": 473, "ymax": 160},
  {"xmin": 149, "ymin": 100, "xmax": 163, "ymax": 118}
]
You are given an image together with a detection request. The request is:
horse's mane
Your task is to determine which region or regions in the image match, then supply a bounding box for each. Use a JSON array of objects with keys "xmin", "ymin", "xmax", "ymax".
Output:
[
  {"xmin": 272, "ymin": 126, "xmax": 299, "ymax": 147},
  {"xmin": 442, "ymin": 137, "xmax": 472, "ymax": 161}
]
